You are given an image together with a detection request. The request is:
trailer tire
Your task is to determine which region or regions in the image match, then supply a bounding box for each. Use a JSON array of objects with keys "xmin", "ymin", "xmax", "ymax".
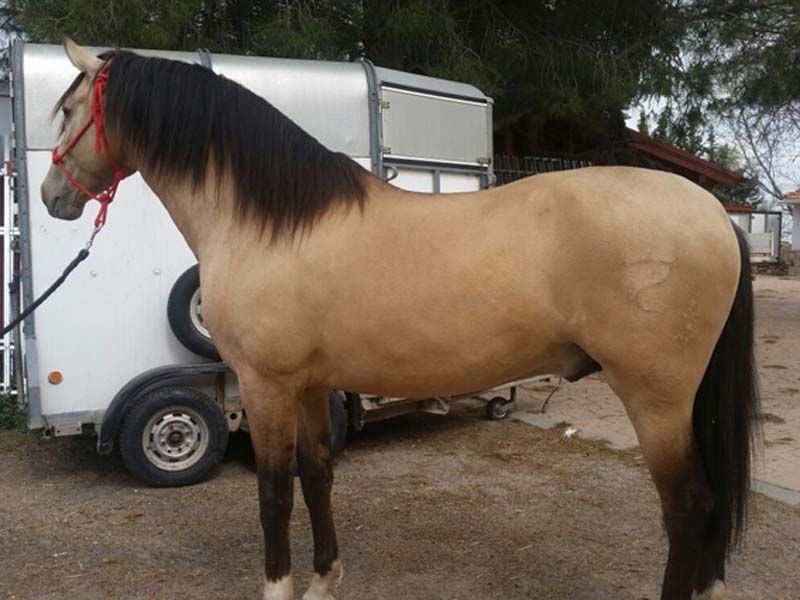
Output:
[
  {"xmin": 486, "ymin": 396, "xmax": 512, "ymax": 421},
  {"xmin": 119, "ymin": 386, "xmax": 229, "ymax": 487},
  {"xmin": 167, "ymin": 265, "xmax": 220, "ymax": 360},
  {"xmin": 344, "ymin": 392, "xmax": 365, "ymax": 432},
  {"xmin": 329, "ymin": 390, "xmax": 348, "ymax": 456}
]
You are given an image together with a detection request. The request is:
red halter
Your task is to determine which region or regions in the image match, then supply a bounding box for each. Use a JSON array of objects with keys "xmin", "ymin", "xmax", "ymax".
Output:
[{"xmin": 51, "ymin": 61, "xmax": 132, "ymax": 228}]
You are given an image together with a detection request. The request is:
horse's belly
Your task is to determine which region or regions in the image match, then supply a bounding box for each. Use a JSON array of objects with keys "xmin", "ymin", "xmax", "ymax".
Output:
[
  {"xmin": 314, "ymin": 300, "xmax": 571, "ymax": 397},
  {"xmin": 346, "ymin": 367, "xmax": 555, "ymax": 398},
  {"xmin": 324, "ymin": 346, "xmax": 552, "ymax": 398}
]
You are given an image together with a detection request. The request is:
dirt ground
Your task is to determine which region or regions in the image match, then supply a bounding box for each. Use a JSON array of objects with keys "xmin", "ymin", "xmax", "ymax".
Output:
[{"xmin": 1, "ymin": 275, "xmax": 800, "ymax": 600}]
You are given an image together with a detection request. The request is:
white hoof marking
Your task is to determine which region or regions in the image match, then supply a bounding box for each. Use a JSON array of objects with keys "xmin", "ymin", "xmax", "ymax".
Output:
[
  {"xmin": 692, "ymin": 580, "xmax": 727, "ymax": 600},
  {"xmin": 302, "ymin": 560, "xmax": 343, "ymax": 600},
  {"xmin": 263, "ymin": 575, "xmax": 293, "ymax": 600}
]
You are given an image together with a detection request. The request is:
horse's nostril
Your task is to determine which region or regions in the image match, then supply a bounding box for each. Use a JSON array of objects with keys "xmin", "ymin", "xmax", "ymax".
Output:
[{"xmin": 46, "ymin": 195, "xmax": 60, "ymax": 212}]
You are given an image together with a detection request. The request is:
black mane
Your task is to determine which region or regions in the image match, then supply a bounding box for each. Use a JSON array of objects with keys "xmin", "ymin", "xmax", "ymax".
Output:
[{"xmin": 61, "ymin": 50, "xmax": 369, "ymax": 238}]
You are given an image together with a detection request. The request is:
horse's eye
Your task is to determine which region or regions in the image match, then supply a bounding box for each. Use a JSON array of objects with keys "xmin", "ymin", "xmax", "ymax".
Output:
[{"xmin": 62, "ymin": 107, "xmax": 72, "ymax": 120}]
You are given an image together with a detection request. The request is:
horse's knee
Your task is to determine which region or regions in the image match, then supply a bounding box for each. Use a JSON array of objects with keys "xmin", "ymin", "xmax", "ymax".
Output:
[{"xmin": 299, "ymin": 447, "xmax": 333, "ymax": 489}]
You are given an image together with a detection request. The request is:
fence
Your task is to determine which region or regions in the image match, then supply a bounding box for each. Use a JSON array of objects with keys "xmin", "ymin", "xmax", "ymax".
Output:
[{"xmin": 493, "ymin": 155, "xmax": 592, "ymax": 186}]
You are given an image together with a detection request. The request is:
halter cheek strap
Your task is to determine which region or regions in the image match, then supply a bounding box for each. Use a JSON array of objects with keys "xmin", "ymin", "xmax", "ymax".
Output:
[{"xmin": 51, "ymin": 61, "xmax": 133, "ymax": 228}]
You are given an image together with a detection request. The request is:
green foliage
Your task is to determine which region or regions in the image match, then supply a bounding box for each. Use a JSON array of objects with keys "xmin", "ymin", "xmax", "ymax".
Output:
[
  {"xmin": 653, "ymin": 104, "xmax": 708, "ymax": 156},
  {"xmin": 3, "ymin": 0, "xmax": 797, "ymax": 200},
  {"xmin": 712, "ymin": 177, "xmax": 761, "ymax": 208},
  {"xmin": 683, "ymin": 0, "xmax": 800, "ymax": 111},
  {"xmin": 0, "ymin": 395, "xmax": 26, "ymax": 431},
  {"xmin": 705, "ymin": 134, "xmax": 761, "ymax": 207},
  {"xmin": 648, "ymin": 1, "xmax": 800, "ymax": 202},
  {"xmin": 651, "ymin": 106, "xmax": 762, "ymax": 207},
  {"xmin": 2, "ymin": 0, "xmax": 680, "ymax": 125},
  {"xmin": 3, "ymin": 0, "xmax": 202, "ymax": 50}
]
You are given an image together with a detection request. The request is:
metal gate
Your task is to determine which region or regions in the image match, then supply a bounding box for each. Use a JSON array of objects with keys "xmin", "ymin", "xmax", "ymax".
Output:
[{"xmin": 493, "ymin": 154, "xmax": 591, "ymax": 186}]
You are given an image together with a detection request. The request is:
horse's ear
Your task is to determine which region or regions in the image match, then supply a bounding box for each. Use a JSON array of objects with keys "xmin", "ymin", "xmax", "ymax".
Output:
[{"xmin": 63, "ymin": 37, "xmax": 102, "ymax": 76}]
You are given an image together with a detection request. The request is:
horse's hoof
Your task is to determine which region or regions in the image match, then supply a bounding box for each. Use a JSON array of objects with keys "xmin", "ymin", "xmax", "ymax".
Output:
[
  {"xmin": 302, "ymin": 589, "xmax": 336, "ymax": 600},
  {"xmin": 302, "ymin": 560, "xmax": 343, "ymax": 600},
  {"xmin": 263, "ymin": 575, "xmax": 294, "ymax": 600},
  {"xmin": 692, "ymin": 580, "xmax": 727, "ymax": 600}
]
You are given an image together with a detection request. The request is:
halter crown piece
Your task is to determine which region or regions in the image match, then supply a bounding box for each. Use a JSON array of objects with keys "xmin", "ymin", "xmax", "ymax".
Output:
[{"xmin": 51, "ymin": 60, "xmax": 133, "ymax": 228}]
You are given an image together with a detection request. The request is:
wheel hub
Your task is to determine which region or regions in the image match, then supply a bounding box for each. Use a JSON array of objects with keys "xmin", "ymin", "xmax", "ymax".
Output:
[
  {"xmin": 189, "ymin": 289, "xmax": 211, "ymax": 338},
  {"xmin": 143, "ymin": 407, "xmax": 210, "ymax": 471}
]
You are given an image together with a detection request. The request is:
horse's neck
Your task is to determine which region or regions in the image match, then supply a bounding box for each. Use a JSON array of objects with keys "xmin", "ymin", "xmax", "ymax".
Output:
[
  {"xmin": 140, "ymin": 166, "xmax": 406, "ymax": 258},
  {"xmin": 139, "ymin": 169, "xmax": 233, "ymax": 258}
]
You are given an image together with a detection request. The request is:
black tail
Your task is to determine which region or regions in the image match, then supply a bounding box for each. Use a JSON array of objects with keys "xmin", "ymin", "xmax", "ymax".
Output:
[{"xmin": 693, "ymin": 224, "xmax": 761, "ymax": 557}]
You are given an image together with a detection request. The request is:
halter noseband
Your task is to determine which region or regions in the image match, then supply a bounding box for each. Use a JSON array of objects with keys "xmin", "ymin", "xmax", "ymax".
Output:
[{"xmin": 52, "ymin": 60, "xmax": 133, "ymax": 228}]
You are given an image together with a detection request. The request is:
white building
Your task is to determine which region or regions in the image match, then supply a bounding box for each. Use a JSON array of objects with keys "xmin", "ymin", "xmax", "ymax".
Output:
[{"xmin": 784, "ymin": 189, "xmax": 800, "ymax": 251}]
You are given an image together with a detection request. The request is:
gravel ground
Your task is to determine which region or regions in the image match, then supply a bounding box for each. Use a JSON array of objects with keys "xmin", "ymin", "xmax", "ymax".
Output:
[{"xmin": 1, "ymin": 402, "xmax": 799, "ymax": 600}]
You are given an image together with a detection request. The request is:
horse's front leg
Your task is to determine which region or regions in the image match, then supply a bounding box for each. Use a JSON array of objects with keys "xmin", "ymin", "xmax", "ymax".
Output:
[
  {"xmin": 241, "ymin": 376, "xmax": 301, "ymax": 600},
  {"xmin": 298, "ymin": 388, "xmax": 342, "ymax": 600}
]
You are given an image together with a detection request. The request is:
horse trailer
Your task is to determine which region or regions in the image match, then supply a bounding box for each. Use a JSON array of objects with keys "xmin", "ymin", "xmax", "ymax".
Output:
[{"xmin": 4, "ymin": 42, "xmax": 512, "ymax": 485}]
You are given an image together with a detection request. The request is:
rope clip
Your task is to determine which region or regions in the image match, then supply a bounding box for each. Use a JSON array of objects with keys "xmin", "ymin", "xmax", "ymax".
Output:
[{"xmin": 85, "ymin": 223, "xmax": 105, "ymax": 250}]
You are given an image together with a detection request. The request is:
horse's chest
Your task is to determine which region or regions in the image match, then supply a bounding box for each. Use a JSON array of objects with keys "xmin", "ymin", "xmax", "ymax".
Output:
[{"xmin": 198, "ymin": 261, "xmax": 314, "ymax": 370}]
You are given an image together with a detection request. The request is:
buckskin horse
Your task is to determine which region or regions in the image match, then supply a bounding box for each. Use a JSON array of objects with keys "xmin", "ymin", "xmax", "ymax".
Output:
[{"xmin": 41, "ymin": 39, "xmax": 759, "ymax": 600}]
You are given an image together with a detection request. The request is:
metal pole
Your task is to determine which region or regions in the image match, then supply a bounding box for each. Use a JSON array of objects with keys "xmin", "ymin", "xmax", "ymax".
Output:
[
  {"xmin": 357, "ymin": 57, "xmax": 383, "ymax": 177},
  {"xmin": 11, "ymin": 40, "xmax": 41, "ymax": 426},
  {"xmin": 1, "ymin": 143, "xmax": 10, "ymax": 394}
]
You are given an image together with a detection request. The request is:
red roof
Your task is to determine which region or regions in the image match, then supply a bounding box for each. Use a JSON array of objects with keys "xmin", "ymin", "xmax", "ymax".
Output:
[
  {"xmin": 628, "ymin": 129, "xmax": 744, "ymax": 188},
  {"xmin": 784, "ymin": 189, "xmax": 800, "ymax": 201}
]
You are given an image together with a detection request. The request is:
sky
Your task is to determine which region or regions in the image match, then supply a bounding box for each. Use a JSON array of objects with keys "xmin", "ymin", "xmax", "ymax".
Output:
[{"xmin": 626, "ymin": 100, "xmax": 800, "ymax": 209}]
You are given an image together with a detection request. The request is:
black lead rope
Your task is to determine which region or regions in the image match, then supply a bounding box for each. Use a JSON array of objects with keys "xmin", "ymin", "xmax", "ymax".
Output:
[{"xmin": 1, "ymin": 227, "xmax": 101, "ymax": 337}]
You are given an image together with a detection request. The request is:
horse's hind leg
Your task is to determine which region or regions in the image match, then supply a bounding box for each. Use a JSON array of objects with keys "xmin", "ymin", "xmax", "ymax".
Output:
[
  {"xmin": 298, "ymin": 388, "xmax": 342, "ymax": 600},
  {"xmin": 605, "ymin": 372, "xmax": 723, "ymax": 600}
]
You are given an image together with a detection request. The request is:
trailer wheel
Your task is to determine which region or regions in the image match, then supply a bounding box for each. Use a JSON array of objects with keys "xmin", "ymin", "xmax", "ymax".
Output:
[
  {"xmin": 329, "ymin": 390, "xmax": 348, "ymax": 456},
  {"xmin": 487, "ymin": 396, "xmax": 513, "ymax": 421},
  {"xmin": 119, "ymin": 386, "xmax": 229, "ymax": 487},
  {"xmin": 344, "ymin": 392, "xmax": 365, "ymax": 432},
  {"xmin": 167, "ymin": 264, "xmax": 220, "ymax": 360}
]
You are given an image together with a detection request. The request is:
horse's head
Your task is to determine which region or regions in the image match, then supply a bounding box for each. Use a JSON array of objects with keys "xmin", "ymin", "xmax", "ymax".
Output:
[{"xmin": 41, "ymin": 38, "xmax": 126, "ymax": 222}]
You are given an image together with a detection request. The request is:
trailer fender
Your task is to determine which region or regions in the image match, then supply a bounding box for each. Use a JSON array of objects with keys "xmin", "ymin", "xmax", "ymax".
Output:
[{"xmin": 97, "ymin": 362, "xmax": 230, "ymax": 454}]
